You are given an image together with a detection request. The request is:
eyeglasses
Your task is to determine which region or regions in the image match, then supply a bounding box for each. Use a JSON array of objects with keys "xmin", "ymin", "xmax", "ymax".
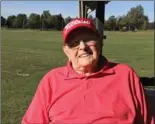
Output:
[{"xmin": 67, "ymin": 39, "xmax": 97, "ymax": 49}]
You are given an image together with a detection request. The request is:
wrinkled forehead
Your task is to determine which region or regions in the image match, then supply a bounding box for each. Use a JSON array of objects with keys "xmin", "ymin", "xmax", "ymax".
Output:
[{"xmin": 66, "ymin": 28, "xmax": 100, "ymax": 43}]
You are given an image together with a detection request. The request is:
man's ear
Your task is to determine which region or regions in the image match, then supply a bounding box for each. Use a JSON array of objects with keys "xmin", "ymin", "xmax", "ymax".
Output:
[{"xmin": 63, "ymin": 46, "xmax": 70, "ymax": 59}]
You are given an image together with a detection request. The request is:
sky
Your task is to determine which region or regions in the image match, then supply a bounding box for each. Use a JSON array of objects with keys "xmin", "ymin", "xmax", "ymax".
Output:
[{"xmin": 1, "ymin": 1, "xmax": 154, "ymax": 22}]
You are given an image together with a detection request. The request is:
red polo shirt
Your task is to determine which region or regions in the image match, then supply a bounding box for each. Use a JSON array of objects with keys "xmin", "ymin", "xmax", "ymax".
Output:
[{"xmin": 22, "ymin": 56, "xmax": 154, "ymax": 124}]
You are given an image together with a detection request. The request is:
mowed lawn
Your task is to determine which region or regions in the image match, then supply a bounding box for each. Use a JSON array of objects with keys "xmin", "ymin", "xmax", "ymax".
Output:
[{"xmin": 2, "ymin": 29, "xmax": 154, "ymax": 124}]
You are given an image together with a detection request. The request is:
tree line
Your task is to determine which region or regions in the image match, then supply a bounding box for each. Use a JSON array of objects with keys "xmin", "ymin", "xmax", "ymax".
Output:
[
  {"xmin": 101, "ymin": 5, "xmax": 154, "ymax": 31},
  {"xmin": 1, "ymin": 10, "xmax": 65, "ymax": 30},
  {"xmin": 1, "ymin": 5, "xmax": 154, "ymax": 31}
]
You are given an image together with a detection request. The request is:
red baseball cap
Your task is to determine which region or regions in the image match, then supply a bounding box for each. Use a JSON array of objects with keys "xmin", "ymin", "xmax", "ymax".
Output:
[{"xmin": 62, "ymin": 18, "xmax": 99, "ymax": 44}]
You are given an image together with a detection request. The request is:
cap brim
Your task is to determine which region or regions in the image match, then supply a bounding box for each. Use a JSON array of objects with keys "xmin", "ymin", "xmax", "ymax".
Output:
[{"xmin": 64, "ymin": 25, "xmax": 97, "ymax": 44}]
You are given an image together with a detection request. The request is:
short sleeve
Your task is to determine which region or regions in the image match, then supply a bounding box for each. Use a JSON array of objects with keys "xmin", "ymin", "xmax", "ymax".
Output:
[
  {"xmin": 21, "ymin": 74, "xmax": 52, "ymax": 124},
  {"xmin": 129, "ymin": 69, "xmax": 155, "ymax": 124}
]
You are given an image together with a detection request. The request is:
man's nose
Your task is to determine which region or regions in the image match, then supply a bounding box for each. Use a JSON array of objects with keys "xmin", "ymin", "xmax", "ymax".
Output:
[{"xmin": 79, "ymin": 41, "xmax": 87, "ymax": 50}]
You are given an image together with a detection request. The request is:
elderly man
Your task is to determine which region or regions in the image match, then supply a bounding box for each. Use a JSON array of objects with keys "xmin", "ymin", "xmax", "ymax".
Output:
[{"xmin": 22, "ymin": 18, "xmax": 154, "ymax": 124}]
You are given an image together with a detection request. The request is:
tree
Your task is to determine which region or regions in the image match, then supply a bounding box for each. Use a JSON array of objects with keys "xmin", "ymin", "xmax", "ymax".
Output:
[
  {"xmin": 16, "ymin": 14, "xmax": 27, "ymax": 28},
  {"xmin": 6, "ymin": 15, "xmax": 16, "ymax": 28},
  {"xmin": 52, "ymin": 14, "xmax": 65, "ymax": 30},
  {"xmin": 118, "ymin": 15, "xmax": 129, "ymax": 30},
  {"xmin": 41, "ymin": 10, "xmax": 52, "ymax": 30},
  {"xmin": 12, "ymin": 17, "xmax": 19, "ymax": 28},
  {"xmin": 1, "ymin": 16, "xmax": 6, "ymax": 27},
  {"xmin": 104, "ymin": 20, "xmax": 109, "ymax": 31},
  {"xmin": 28, "ymin": 13, "xmax": 41, "ymax": 29},
  {"xmin": 46, "ymin": 16, "xmax": 54, "ymax": 29},
  {"xmin": 107, "ymin": 15, "xmax": 116, "ymax": 31},
  {"xmin": 127, "ymin": 5, "xmax": 148, "ymax": 30},
  {"xmin": 64, "ymin": 16, "xmax": 72, "ymax": 25},
  {"xmin": 142, "ymin": 15, "xmax": 149, "ymax": 30},
  {"xmin": 115, "ymin": 16, "xmax": 121, "ymax": 31}
]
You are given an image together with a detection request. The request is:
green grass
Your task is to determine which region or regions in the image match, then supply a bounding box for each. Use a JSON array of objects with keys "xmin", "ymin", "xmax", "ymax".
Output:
[{"xmin": 2, "ymin": 29, "xmax": 154, "ymax": 124}]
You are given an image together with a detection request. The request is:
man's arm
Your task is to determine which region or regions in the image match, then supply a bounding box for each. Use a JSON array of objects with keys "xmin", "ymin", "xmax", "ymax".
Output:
[
  {"xmin": 129, "ymin": 69, "xmax": 154, "ymax": 124},
  {"xmin": 21, "ymin": 75, "xmax": 52, "ymax": 124}
]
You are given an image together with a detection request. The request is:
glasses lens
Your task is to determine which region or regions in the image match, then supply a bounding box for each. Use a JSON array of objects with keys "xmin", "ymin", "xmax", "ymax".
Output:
[
  {"xmin": 67, "ymin": 39, "xmax": 97, "ymax": 48},
  {"xmin": 68, "ymin": 40, "xmax": 80, "ymax": 48}
]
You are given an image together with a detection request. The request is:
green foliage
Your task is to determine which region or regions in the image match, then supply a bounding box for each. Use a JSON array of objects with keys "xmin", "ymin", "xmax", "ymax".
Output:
[
  {"xmin": 125, "ymin": 5, "xmax": 148, "ymax": 30},
  {"xmin": 12, "ymin": 17, "xmax": 18, "ymax": 28},
  {"xmin": 64, "ymin": 16, "xmax": 72, "ymax": 25},
  {"xmin": 1, "ymin": 16, "xmax": 6, "ymax": 27},
  {"xmin": 40, "ymin": 11, "xmax": 65, "ymax": 30},
  {"xmin": 28, "ymin": 13, "xmax": 41, "ymax": 29},
  {"xmin": 107, "ymin": 16, "xmax": 116, "ymax": 31},
  {"xmin": 41, "ymin": 10, "xmax": 52, "ymax": 30},
  {"xmin": 103, "ymin": 4, "xmax": 150, "ymax": 31},
  {"xmin": 6, "ymin": 15, "xmax": 16, "ymax": 28},
  {"xmin": 54, "ymin": 14, "xmax": 65, "ymax": 30},
  {"xmin": 118, "ymin": 16, "xmax": 128, "ymax": 27},
  {"xmin": 16, "ymin": 14, "xmax": 27, "ymax": 28}
]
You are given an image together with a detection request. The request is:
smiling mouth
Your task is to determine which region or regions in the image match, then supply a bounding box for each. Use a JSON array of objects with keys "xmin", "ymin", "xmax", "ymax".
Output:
[{"xmin": 79, "ymin": 54, "xmax": 91, "ymax": 58}]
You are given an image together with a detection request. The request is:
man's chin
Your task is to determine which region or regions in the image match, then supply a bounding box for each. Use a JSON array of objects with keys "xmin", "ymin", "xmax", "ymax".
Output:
[{"xmin": 79, "ymin": 61, "xmax": 93, "ymax": 67}]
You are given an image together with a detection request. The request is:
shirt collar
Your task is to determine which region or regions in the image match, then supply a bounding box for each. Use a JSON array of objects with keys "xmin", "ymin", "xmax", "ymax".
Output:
[{"xmin": 64, "ymin": 56, "xmax": 115, "ymax": 80}]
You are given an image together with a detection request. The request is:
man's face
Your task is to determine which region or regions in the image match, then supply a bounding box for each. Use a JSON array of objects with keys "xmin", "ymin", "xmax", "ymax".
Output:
[{"xmin": 63, "ymin": 29, "xmax": 101, "ymax": 68}]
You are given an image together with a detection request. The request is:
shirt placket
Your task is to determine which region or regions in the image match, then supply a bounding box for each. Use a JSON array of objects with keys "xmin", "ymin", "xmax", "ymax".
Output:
[{"xmin": 82, "ymin": 77, "xmax": 92, "ymax": 100}]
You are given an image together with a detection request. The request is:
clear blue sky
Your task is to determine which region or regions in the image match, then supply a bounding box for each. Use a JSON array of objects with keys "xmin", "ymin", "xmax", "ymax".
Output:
[{"xmin": 1, "ymin": 1, "xmax": 154, "ymax": 22}]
